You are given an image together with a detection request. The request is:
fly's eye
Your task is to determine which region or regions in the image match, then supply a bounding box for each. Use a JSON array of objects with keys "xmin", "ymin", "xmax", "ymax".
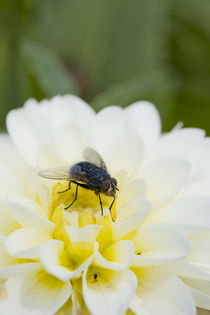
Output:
[
  {"xmin": 111, "ymin": 177, "xmax": 117, "ymax": 186},
  {"xmin": 101, "ymin": 180, "xmax": 110, "ymax": 192}
]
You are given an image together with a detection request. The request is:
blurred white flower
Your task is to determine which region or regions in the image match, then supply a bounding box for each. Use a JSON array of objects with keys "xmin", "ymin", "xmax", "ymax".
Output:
[{"xmin": 0, "ymin": 95, "xmax": 209, "ymax": 314}]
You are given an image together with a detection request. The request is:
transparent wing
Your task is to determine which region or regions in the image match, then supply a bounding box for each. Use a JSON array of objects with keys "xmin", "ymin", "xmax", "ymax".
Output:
[
  {"xmin": 83, "ymin": 147, "xmax": 107, "ymax": 171},
  {"xmin": 37, "ymin": 166, "xmax": 71, "ymax": 180}
]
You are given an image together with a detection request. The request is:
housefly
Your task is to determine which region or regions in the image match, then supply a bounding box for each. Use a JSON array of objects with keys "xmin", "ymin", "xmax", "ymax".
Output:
[{"xmin": 38, "ymin": 148, "xmax": 119, "ymax": 219}]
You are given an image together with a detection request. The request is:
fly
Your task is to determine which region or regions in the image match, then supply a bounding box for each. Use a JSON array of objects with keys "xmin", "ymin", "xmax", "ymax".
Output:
[{"xmin": 38, "ymin": 147, "xmax": 119, "ymax": 220}]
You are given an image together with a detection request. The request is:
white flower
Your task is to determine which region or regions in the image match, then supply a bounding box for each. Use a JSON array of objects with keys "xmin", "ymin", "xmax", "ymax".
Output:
[{"xmin": 0, "ymin": 95, "xmax": 209, "ymax": 314}]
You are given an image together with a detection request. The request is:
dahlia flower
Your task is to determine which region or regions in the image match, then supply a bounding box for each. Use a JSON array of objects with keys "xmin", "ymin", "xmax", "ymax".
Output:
[{"xmin": 0, "ymin": 95, "xmax": 210, "ymax": 315}]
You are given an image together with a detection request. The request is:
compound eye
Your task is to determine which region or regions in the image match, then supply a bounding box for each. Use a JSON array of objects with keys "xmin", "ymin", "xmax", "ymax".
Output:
[
  {"xmin": 111, "ymin": 177, "xmax": 117, "ymax": 186},
  {"xmin": 101, "ymin": 180, "xmax": 110, "ymax": 192}
]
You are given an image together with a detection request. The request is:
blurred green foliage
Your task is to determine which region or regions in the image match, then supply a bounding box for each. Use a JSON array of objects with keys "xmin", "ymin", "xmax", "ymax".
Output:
[{"xmin": 0, "ymin": 0, "xmax": 210, "ymax": 133}]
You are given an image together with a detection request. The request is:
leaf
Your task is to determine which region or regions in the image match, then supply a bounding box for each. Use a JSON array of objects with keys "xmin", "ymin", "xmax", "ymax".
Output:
[{"xmin": 20, "ymin": 38, "xmax": 78, "ymax": 97}]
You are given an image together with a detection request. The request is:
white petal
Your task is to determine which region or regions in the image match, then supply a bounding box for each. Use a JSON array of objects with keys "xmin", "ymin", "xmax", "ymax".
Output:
[
  {"xmin": 6, "ymin": 228, "xmax": 52, "ymax": 259},
  {"xmin": 0, "ymin": 199, "xmax": 20, "ymax": 236},
  {"xmin": 55, "ymin": 122, "xmax": 85, "ymax": 165},
  {"xmin": 63, "ymin": 211, "xmax": 79, "ymax": 227},
  {"xmin": 0, "ymin": 133, "xmax": 10, "ymax": 143},
  {"xmin": 112, "ymin": 208, "xmax": 150, "ymax": 243},
  {"xmin": 92, "ymin": 106, "xmax": 128, "ymax": 153},
  {"xmin": 0, "ymin": 262, "xmax": 42, "ymax": 279},
  {"xmin": 0, "ymin": 237, "xmax": 42, "ymax": 278},
  {"xmin": 130, "ymin": 268, "xmax": 196, "ymax": 315},
  {"xmin": 147, "ymin": 128, "xmax": 206, "ymax": 173},
  {"xmin": 140, "ymin": 156, "xmax": 191, "ymax": 203},
  {"xmin": 186, "ymin": 239, "xmax": 210, "ymax": 267},
  {"xmin": 116, "ymin": 178, "xmax": 147, "ymax": 210},
  {"xmin": 0, "ymin": 142, "xmax": 28, "ymax": 181},
  {"xmin": 1, "ymin": 270, "xmax": 72, "ymax": 315},
  {"xmin": 37, "ymin": 143, "xmax": 63, "ymax": 170},
  {"xmin": 131, "ymin": 224, "xmax": 190, "ymax": 266},
  {"xmin": 117, "ymin": 196, "xmax": 151, "ymax": 221},
  {"xmin": 44, "ymin": 95, "xmax": 95, "ymax": 131},
  {"xmin": 65, "ymin": 225, "xmax": 102, "ymax": 243},
  {"xmin": 0, "ymin": 143, "xmax": 49, "ymax": 209},
  {"xmin": 7, "ymin": 195, "xmax": 54, "ymax": 233},
  {"xmin": 0, "ymin": 161, "xmax": 26, "ymax": 198},
  {"xmin": 40, "ymin": 239, "xmax": 93, "ymax": 281},
  {"xmin": 178, "ymin": 178, "xmax": 210, "ymax": 199},
  {"xmin": 6, "ymin": 104, "xmax": 53, "ymax": 166},
  {"xmin": 166, "ymin": 261, "xmax": 210, "ymax": 281},
  {"xmin": 105, "ymin": 133, "xmax": 144, "ymax": 178},
  {"xmin": 93, "ymin": 240, "xmax": 135, "ymax": 270},
  {"xmin": 149, "ymin": 196, "xmax": 210, "ymax": 231},
  {"xmin": 183, "ymin": 278, "xmax": 210, "ymax": 310},
  {"xmin": 125, "ymin": 101, "xmax": 161, "ymax": 147},
  {"xmin": 0, "ymin": 279, "xmax": 38, "ymax": 315},
  {"xmin": 83, "ymin": 267, "xmax": 137, "ymax": 315}
]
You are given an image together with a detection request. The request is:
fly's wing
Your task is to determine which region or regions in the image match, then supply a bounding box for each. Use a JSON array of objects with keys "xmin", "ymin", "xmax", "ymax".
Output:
[
  {"xmin": 37, "ymin": 166, "xmax": 71, "ymax": 180},
  {"xmin": 83, "ymin": 147, "xmax": 107, "ymax": 171}
]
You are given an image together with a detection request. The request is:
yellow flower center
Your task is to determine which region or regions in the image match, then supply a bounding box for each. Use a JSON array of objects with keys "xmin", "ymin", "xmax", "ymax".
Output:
[
  {"xmin": 46, "ymin": 181, "xmax": 119, "ymax": 312},
  {"xmin": 49, "ymin": 182, "xmax": 116, "ymax": 265},
  {"xmin": 51, "ymin": 181, "xmax": 116, "ymax": 224}
]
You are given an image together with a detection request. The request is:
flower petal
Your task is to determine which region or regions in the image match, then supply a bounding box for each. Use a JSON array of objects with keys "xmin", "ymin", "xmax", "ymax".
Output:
[
  {"xmin": 117, "ymin": 196, "xmax": 151, "ymax": 221},
  {"xmin": 0, "ymin": 270, "xmax": 72, "ymax": 315},
  {"xmin": 125, "ymin": 101, "xmax": 161, "ymax": 148},
  {"xmin": 6, "ymin": 102, "xmax": 53, "ymax": 166},
  {"xmin": 92, "ymin": 106, "xmax": 128, "ymax": 153},
  {"xmin": 43, "ymin": 95, "xmax": 95, "ymax": 130},
  {"xmin": 0, "ymin": 262, "xmax": 42, "ymax": 280},
  {"xmin": 130, "ymin": 268, "xmax": 196, "ymax": 315},
  {"xmin": 65, "ymin": 225, "xmax": 102, "ymax": 265},
  {"xmin": 141, "ymin": 156, "xmax": 191, "ymax": 203},
  {"xmin": 65, "ymin": 225, "xmax": 102, "ymax": 243},
  {"xmin": 40, "ymin": 239, "xmax": 93, "ymax": 281},
  {"xmin": 7, "ymin": 195, "xmax": 54, "ymax": 233},
  {"xmin": 109, "ymin": 133, "xmax": 144, "ymax": 178},
  {"xmin": 55, "ymin": 122, "xmax": 85, "ymax": 165},
  {"xmin": 0, "ymin": 237, "xmax": 42, "ymax": 278},
  {"xmin": 148, "ymin": 196, "xmax": 210, "ymax": 232},
  {"xmin": 186, "ymin": 239, "xmax": 210, "ymax": 266},
  {"xmin": 0, "ymin": 142, "xmax": 28, "ymax": 181},
  {"xmin": 117, "ymin": 178, "xmax": 147, "ymax": 210},
  {"xmin": 0, "ymin": 143, "xmax": 49, "ymax": 210},
  {"xmin": 112, "ymin": 209, "xmax": 150, "ymax": 243},
  {"xmin": 6, "ymin": 228, "xmax": 52, "ymax": 259},
  {"xmin": 182, "ymin": 278, "xmax": 210, "ymax": 310},
  {"xmin": 131, "ymin": 224, "xmax": 190, "ymax": 266},
  {"xmin": 93, "ymin": 240, "xmax": 135, "ymax": 270},
  {"xmin": 147, "ymin": 128, "xmax": 206, "ymax": 173},
  {"xmin": 166, "ymin": 261, "xmax": 210, "ymax": 281},
  {"xmin": 0, "ymin": 162, "xmax": 26, "ymax": 198},
  {"xmin": 0, "ymin": 199, "xmax": 20, "ymax": 236},
  {"xmin": 83, "ymin": 267, "xmax": 137, "ymax": 315}
]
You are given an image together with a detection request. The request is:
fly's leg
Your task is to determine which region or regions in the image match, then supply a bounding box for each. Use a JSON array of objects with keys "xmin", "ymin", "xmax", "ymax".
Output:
[
  {"xmin": 98, "ymin": 193, "xmax": 103, "ymax": 216},
  {"xmin": 109, "ymin": 196, "xmax": 115, "ymax": 222},
  {"xmin": 58, "ymin": 181, "xmax": 71, "ymax": 194},
  {"xmin": 65, "ymin": 184, "xmax": 78, "ymax": 209}
]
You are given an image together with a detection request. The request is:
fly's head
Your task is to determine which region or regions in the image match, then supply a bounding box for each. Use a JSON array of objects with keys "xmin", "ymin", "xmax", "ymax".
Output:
[{"xmin": 101, "ymin": 177, "xmax": 118, "ymax": 197}]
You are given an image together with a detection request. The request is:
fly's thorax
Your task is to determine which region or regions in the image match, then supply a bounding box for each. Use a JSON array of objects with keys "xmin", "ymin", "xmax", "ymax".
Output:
[{"xmin": 70, "ymin": 161, "xmax": 111, "ymax": 187}]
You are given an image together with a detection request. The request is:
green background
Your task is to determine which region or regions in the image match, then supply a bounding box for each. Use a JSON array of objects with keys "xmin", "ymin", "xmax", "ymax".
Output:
[{"xmin": 0, "ymin": 0, "xmax": 210, "ymax": 133}]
